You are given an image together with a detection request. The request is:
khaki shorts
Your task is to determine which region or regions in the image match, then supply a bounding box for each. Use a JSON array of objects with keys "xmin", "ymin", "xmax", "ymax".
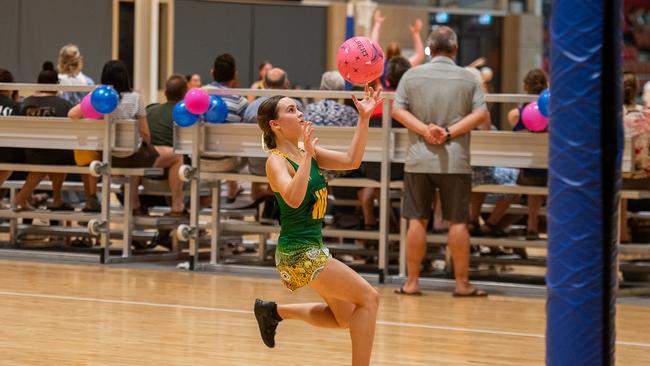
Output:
[
  {"xmin": 401, "ymin": 172, "xmax": 471, "ymax": 223},
  {"xmin": 200, "ymin": 156, "xmax": 247, "ymax": 173},
  {"xmin": 275, "ymin": 243, "xmax": 331, "ymax": 292}
]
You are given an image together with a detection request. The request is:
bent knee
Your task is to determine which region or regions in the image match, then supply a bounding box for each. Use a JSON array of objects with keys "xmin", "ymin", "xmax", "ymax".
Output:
[{"xmin": 360, "ymin": 287, "xmax": 380, "ymax": 310}]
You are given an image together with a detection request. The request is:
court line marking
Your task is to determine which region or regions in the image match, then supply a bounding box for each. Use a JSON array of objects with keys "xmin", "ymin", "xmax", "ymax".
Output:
[{"xmin": 1, "ymin": 290, "xmax": 648, "ymax": 349}]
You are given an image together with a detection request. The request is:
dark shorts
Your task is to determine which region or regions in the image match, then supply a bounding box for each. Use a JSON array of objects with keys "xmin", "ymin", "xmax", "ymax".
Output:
[
  {"xmin": 517, "ymin": 168, "xmax": 548, "ymax": 186},
  {"xmin": 402, "ymin": 172, "xmax": 471, "ymax": 223},
  {"xmin": 361, "ymin": 162, "xmax": 405, "ymax": 181},
  {"xmin": 112, "ymin": 143, "xmax": 159, "ymax": 168},
  {"xmin": 25, "ymin": 148, "xmax": 75, "ymax": 165},
  {"xmin": 0, "ymin": 147, "xmax": 26, "ymax": 164}
]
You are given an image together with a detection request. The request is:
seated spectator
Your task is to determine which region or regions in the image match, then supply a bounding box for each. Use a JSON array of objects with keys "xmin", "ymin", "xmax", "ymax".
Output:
[
  {"xmin": 304, "ymin": 71, "xmax": 358, "ymax": 127},
  {"xmin": 57, "ymin": 44, "xmax": 94, "ymax": 105},
  {"xmin": 69, "ymin": 60, "xmax": 185, "ymax": 215},
  {"xmin": 205, "ymin": 53, "xmax": 249, "ymax": 203},
  {"xmin": 368, "ymin": 56, "xmax": 411, "ymax": 127},
  {"xmin": 147, "ymin": 74, "xmax": 187, "ymax": 147},
  {"xmin": 12, "ymin": 62, "xmax": 75, "ymax": 211},
  {"xmin": 243, "ymin": 67, "xmax": 296, "ymax": 223},
  {"xmin": 507, "ymin": 68, "xmax": 549, "ymax": 241},
  {"xmin": 621, "ymin": 71, "xmax": 650, "ymax": 243},
  {"xmin": 185, "ymin": 73, "xmax": 202, "ymax": 89},
  {"xmin": 248, "ymin": 61, "xmax": 272, "ymax": 102},
  {"xmin": 57, "ymin": 44, "xmax": 99, "ymax": 211},
  {"xmin": 0, "ymin": 69, "xmax": 23, "ymax": 190}
]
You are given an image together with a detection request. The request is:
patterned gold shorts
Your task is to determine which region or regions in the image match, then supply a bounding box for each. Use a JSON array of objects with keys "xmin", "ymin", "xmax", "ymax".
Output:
[{"xmin": 275, "ymin": 243, "xmax": 331, "ymax": 291}]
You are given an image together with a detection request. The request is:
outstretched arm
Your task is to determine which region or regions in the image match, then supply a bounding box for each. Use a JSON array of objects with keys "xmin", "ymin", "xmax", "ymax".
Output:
[
  {"xmin": 370, "ymin": 10, "xmax": 385, "ymax": 44},
  {"xmin": 408, "ymin": 19, "xmax": 425, "ymax": 66},
  {"xmin": 313, "ymin": 85, "xmax": 383, "ymax": 170}
]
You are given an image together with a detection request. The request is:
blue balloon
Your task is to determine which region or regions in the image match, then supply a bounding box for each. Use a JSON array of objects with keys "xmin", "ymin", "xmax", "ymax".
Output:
[
  {"xmin": 203, "ymin": 95, "xmax": 228, "ymax": 124},
  {"xmin": 173, "ymin": 101, "xmax": 199, "ymax": 127},
  {"xmin": 538, "ymin": 89, "xmax": 550, "ymax": 117},
  {"xmin": 90, "ymin": 85, "xmax": 119, "ymax": 114}
]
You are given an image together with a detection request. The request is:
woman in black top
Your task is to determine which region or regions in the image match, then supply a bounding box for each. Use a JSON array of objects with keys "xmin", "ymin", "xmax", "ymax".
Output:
[{"xmin": 13, "ymin": 62, "xmax": 75, "ymax": 211}]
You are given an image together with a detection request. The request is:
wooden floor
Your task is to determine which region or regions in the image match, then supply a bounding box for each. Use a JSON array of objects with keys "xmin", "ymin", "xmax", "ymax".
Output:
[{"xmin": 0, "ymin": 260, "xmax": 648, "ymax": 365}]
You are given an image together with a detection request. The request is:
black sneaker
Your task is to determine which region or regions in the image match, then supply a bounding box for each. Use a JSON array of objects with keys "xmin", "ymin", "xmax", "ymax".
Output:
[{"xmin": 254, "ymin": 299, "xmax": 282, "ymax": 348}]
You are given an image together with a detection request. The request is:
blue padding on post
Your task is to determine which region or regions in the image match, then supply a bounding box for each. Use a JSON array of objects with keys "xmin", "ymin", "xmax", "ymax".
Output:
[{"xmin": 547, "ymin": 0, "xmax": 621, "ymax": 365}]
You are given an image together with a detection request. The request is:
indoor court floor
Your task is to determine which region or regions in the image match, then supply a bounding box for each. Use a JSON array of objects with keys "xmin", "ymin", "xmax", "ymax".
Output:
[{"xmin": 0, "ymin": 260, "xmax": 649, "ymax": 365}]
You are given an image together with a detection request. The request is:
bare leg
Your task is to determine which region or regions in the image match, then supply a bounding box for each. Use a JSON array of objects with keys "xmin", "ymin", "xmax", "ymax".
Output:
[
  {"xmin": 357, "ymin": 187, "xmax": 378, "ymax": 227},
  {"xmin": 227, "ymin": 181, "xmax": 240, "ymax": 200},
  {"xmin": 13, "ymin": 172, "xmax": 47, "ymax": 208},
  {"xmin": 527, "ymin": 195, "xmax": 544, "ymax": 234},
  {"xmin": 0, "ymin": 170, "xmax": 12, "ymax": 187},
  {"xmin": 469, "ymin": 192, "xmax": 486, "ymax": 223},
  {"xmin": 447, "ymin": 222, "xmax": 477, "ymax": 294},
  {"xmin": 49, "ymin": 173, "xmax": 66, "ymax": 206},
  {"xmin": 433, "ymin": 192, "xmax": 447, "ymax": 231},
  {"xmin": 310, "ymin": 258, "xmax": 379, "ymax": 366},
  {"xmin": 82, "ymin": 174, "xmax": 97, "ymax": 198},
  {"xmin": 251, "ymin": 182, "xmax": 272, "ymax": 201},
  {"xmin": 403, "ymin": 218, "xmax": 428, "ymax": 294},
  {"xmin": 486, "ymin": 198, "xmax": 515, "ymax": 226},
  {"xmin": 154, "ymin": 146, "xmax": 185, "ymax": 212},
  {"xmin": 620, "ymin": 198, "xmax": 630, "ymax": 242}
]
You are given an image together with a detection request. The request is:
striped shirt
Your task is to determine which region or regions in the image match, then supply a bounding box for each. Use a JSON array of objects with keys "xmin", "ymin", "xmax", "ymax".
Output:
[{"xmin": 206, "ymin": 82, "xmax": 248, "ymax": 122}]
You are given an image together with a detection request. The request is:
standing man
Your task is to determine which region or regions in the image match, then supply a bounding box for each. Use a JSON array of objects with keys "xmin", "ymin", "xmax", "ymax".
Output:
[{"xmin": 391, "ymin": 26, "xmax": 489, "ymax": 297}]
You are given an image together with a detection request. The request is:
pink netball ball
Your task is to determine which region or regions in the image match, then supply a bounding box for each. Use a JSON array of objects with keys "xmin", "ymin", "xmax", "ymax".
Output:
[{"xmin": 336, "ymin": 36, "xmax": 385, "ymax": 85}]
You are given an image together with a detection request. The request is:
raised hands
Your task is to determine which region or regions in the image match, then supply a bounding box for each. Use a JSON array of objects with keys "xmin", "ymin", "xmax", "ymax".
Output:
[
  {"xmin": 302, "ymin": 122, "xmax": 319, "ymax": 157},
  {"xmin": 374, "ymin": 9, "xmax": 386, "ymax": 24},
  {"xmin": 352, "ymin": 84, "xmax": 384, "ymax": 121},
  {"xmin": 409, "ymin": 19, "xmax": 423, "ymax": 35}
]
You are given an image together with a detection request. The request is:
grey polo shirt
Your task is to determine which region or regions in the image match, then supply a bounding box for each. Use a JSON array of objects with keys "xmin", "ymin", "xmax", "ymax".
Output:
[{"xmin": 394, "ymin": 56, "xmax": 487, "ymax": 174}]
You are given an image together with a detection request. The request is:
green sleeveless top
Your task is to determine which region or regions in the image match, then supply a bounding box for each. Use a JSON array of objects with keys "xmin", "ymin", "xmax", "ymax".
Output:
[{"xmin": 271, "ymin": 150, "xmax": 328, "ymax": 250}]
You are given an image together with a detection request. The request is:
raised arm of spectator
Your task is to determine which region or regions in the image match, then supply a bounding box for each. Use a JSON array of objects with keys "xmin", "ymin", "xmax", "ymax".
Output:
[
  {"xmin": 408, "ymin": 19, "xmax": 425, "ymax": 66},
  {"xmin": 371, "ymin": 9, "xmax": 385, "ymax": 44}
]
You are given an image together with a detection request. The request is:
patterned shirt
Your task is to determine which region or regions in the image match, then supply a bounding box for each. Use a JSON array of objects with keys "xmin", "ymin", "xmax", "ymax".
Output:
[
  {"xmin": 304, "ymin": 99, "xmax": 358, "ymax": 127},
  {"xmin": 206, "ymin": 82, "xmax": 248, "ymax": 122}
]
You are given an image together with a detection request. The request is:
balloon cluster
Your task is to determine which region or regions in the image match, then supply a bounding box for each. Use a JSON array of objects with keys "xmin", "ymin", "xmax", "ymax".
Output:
[
  {"xmin": 173, "ymin": 88, "xmax": 228, "ymax": 127},
  {"xmin": 80, "ymin": 85, "xmax": 120, "ymax": 119},
  {"xmin": 522, "ymin": 89, "xmax": 550, "ymax": 132}
]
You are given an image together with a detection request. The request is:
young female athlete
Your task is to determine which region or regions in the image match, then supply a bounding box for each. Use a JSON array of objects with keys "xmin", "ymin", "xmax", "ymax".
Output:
[{"xmin": 254, "ymin": 85, "xmax": 382, "ymax": 366}]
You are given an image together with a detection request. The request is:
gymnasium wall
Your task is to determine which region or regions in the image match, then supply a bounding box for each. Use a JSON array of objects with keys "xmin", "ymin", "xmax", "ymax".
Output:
[
  {"xmin": 0, "ymin": 0, "xmax": 112, "ymax": 83},
  {"xmin": 174, "ymin": 0, "xmax": 327, "ymax": 89}
]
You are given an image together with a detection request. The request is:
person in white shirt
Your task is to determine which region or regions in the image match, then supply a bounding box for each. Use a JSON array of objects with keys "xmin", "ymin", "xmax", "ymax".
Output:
[{"xmin": 57, "ymin": 44, "xmax": 94, "ymax": 106}]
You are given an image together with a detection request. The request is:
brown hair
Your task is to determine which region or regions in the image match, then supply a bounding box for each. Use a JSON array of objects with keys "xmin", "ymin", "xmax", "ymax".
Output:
[
  {"xmin": 386, "ymin": 56, "xmax": 411, "ymax": 89},
  {"xmin": 257, "ymin": 95, "xmax": 285, "ymax": 150},
  {"xmin": 623, "ymin": 71, "xmax": 638, "ymax": 107},
  {"xmin": 165, "ymin": 74, "xmax": 188, "ymax": 102},
  {"xmin": 385, "ymin": 42, "xmax": 401, "ymax": 62},
  {"xmin": 523, "ymin": 68, "xmax": 548, "ymax": 94}
]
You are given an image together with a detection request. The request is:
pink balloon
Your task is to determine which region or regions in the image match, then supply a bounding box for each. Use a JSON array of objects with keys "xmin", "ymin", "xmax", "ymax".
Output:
[
  {"xmin": 184, "ymin": 88, "xmax": 210, "ymax": 115},
  {"xmin": 80, "ymin": 93, "xmax": 103, "ymax": 119},
  {"xmin": 522, "ymin": 101, "xmax": 548, "ymax": 132},
  {"xmin": 336, "ymin": 36, "xmax": 385, "ymax": 85}
]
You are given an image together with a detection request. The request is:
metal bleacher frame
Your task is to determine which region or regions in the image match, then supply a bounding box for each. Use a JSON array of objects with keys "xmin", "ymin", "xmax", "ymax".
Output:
[
  {"xmin": 172, "ymin": 87, "xmax": 650, "ymax": 291},
  {"xmin": 0, "ymin": 83, "xmax": 181, "ymax": 263}
]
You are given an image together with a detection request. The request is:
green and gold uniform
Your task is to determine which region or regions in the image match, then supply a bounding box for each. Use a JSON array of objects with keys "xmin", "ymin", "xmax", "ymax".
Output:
[{"xmin": 270, "ymin": 150, "xmax": 331, "ymax": 291}]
